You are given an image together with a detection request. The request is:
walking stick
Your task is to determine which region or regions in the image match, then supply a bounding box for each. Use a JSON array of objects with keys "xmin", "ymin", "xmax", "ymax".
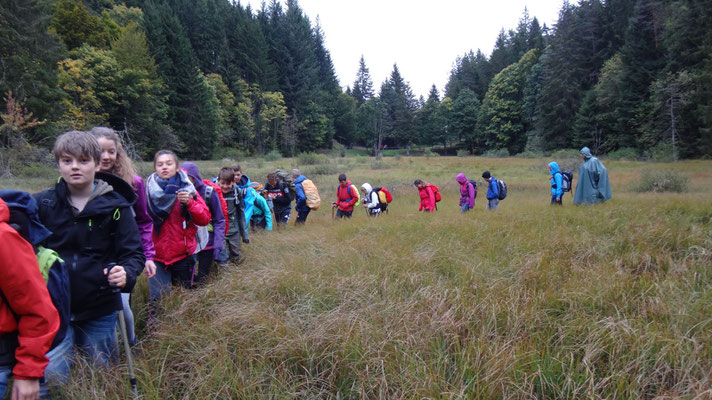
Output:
[
  {"xmin": 118, "ymin": 308, "xmax": 139, "ymax": 398},
  {"xmin": 107, "ymin": 262, "xmax": 138, "ymax": 398},
  {"xmin": 331, "ymin": 204, "xmax": 336, "ymax": 219}
]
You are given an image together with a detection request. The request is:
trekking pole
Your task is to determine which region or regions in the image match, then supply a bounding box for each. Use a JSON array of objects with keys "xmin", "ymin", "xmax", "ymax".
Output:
[
  {"xmin": 118, "ymin": 307, "xmax": 139, "ymax": 398},
  {"xmin": 331, "ymin": 204, "xmax": 336, "ymax": 219},
  {"xmin": 106, "ymin": 263, "xmax": 138, "ymax": 398}
]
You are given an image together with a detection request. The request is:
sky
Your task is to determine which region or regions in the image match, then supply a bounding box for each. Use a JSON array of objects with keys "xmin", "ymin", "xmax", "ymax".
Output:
[{"xmin": 242, "ymin": 0, "xmax": 565, "ymax": 99}]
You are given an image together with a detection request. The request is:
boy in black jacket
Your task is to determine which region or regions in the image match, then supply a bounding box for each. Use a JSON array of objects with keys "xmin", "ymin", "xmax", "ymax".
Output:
[
  {"xmin": 264, "ymin": 172, "xmax": 292, "ymax": 225},
  {"xmin": 34, "ymin": 131, "xmax": 144, "ymax": 381}
]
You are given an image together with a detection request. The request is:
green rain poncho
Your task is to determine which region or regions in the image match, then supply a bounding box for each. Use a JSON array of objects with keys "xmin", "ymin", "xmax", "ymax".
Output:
[{"xmin": 573, "ymin": 147, "xmax": 612, "ymax": 205}]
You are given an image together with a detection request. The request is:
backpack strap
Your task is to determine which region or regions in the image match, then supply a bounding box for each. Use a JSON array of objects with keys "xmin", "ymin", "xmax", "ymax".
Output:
[{"xmin": 37, "ymin": 246, "xmax": 63, "ymax": 283}]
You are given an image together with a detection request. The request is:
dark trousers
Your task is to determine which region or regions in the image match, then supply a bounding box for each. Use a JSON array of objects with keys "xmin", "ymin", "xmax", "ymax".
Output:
[
  {"xmin": 296, "ymin": 208, "xmax": 310, "ymax": 224},
  {"xmin": 335, "ymin": 209, "xmax": 352, "ymax": 219},
  {"xmin": 194, "ymin": 249, "xmax": 214, "ymax": 284},
  {"xmin": 551, "ymin": 194, "xmax": 563, "ymax": 205},
  {"xmin": 275, "ymin": 207, "xmax": 291, "ymax": 225}
]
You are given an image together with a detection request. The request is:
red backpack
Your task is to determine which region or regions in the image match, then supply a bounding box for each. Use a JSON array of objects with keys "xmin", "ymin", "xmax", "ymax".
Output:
[
  {"xmin": 428, "ymin": 184, "xmax": 441, "ymax": 202},
  {"xmin": 203, "ymin": 180, "xmax": 229, "ymax": 235}
]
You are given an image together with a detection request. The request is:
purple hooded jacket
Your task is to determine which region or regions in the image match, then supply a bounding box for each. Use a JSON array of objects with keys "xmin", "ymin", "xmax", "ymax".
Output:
[
  {"xmin": 456, "ymin": 173, "xmax": 475, "ymax": 208},
  {"xmin": 133, "ymin": 175, "xmax": 156, "ymax": 261},
  {"xmin": 181, "ymin": 162, "xmax": 225, "ymax": 259}
]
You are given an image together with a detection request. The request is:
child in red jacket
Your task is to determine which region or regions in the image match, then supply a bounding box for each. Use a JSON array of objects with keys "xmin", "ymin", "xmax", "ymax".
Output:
[
  {"xmin": 147, "ymin": 150, "xmax": 211, "ymax": 304},
  {"xmin": 0, "ymin": 197, "xmax": 59, "ymax": 399},
  {"xmin": 414, "ymin": 179, "xmax": 436, "ymax": 212},
  {"xmin": 332, "ymin": 174, "xmax": 358, "ymax": 219}
]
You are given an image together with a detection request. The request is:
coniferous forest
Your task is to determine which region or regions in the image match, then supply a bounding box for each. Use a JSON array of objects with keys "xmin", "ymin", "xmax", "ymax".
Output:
[{"xmin": 1, "ymin": 0, "xmax": 711, "ymax": 165}]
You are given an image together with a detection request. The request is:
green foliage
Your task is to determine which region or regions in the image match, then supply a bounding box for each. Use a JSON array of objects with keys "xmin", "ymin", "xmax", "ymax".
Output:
[
  {"xmin": 264, "ymin": 149, "xmax": 282, "ymax": 161},
  {"xmin": 423, "ymin": 148, "xmax": 439, "ymax": 158},
  {"xmin": 213, "ymin": 146, "xmax": 248, "ymax": 161},
  {"xmin": 456, "ymin": 149, "xmax": 468, "ymax": 157},
  {"xmin": 634, "ymin": 170, "xmax": 688, "ymax": 193},
  {"xmin": 606, "ymin": 147, "xmax": 639, "ymax": 161},
  {"xmin": 482, "ymin": 148, "xmax": 510, "ymax": 158},
  {"xmin": 306, "ymin": 163, "xmax": 338, "ymax": 176},
  {"xmin": 477, "ymin": 49, "xmax": 539, "ymax": 154},
  {"xmin": 296, "ymin": 151, "xmax": 327, "ymax": 165},
  {"xmin": 515, "ymin": 150, "xmax": 544, "ymax": 158},
  {"xmin": 51, "ymin": 0, "xmax": 113, "ymax": 50},
  {"xmin": 646, "ymin": 143, "xmax": 676, "ymax": 162}
]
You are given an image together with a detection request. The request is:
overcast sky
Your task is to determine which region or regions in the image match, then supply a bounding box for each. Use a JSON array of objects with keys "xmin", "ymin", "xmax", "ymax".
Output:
[{"xmin": 241, "ymin": 0, "xmax": 564, "ymax": 98}]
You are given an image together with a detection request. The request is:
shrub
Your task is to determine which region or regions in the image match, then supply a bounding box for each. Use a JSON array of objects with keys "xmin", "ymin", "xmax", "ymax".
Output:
[
  {"xmin": 482, "ymin": 148, "xmax": 510, "ymax": 158},
  {"xmin": 456, "ymin": 149, "xmax": 469, "ymax": 157},
  {"xmin": 634, "ymin": 170, "xmax": 688, "ymax": 193},
  {"xmin": 297, "ymin": 152, "xmax": 327, "ymax": 165},
  {"xmin": 423, "ymin": 148, "xmax": 439, "ymax": 158},
  {"xmin": 264, "ymin": 149, "xmax": 282, "ymax": 161},
  {"xmin": 607, "ymin": 147, "xmax": 639, "ymax": 161},
  {"xmin": 308, "ymin": 163, "xmax": 339, "ymax": 176},
  {"xmin": 214, "ymin": 147, "xmax": 248, "ymax": 161},
  {"xmin": 646, "ymin": 143, "xmax": 676, "ymax": 162},
  {"xmin": 371, "ymin": 158, "xmax": 390, "ymax": 169},
  {"xmin": 549, "ymin": 148, "xmax": 580, "ymax": 160},
  {"xmin": 516, "ymin": 150, "xmax": 544, "ymax": 159}
]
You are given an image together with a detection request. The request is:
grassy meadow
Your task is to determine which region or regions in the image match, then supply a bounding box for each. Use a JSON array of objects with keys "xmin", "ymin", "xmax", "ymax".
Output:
[{"xmin": 2, "ymin": 155, "xmax": 712, "ymax": 399}]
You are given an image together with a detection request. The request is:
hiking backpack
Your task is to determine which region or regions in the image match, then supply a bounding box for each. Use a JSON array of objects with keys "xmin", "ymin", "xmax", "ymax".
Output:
[
  {"xmin": 0, "ymin": 190, "xmax": 71, "ymax": 350},
  {"xmin": 558, "ymin": 170, "xmax": 573, "ymax": 192},
  {"xmin": 301, "ymin": 179, "xmax": 321, "ymax": 210},
  {"xmin": 275, "ymin": 169, "xmax": 297, "ymax": 201},
  {"xmin": 372, "ymin": 186, "xmax": 392, "ymax": 211},
  {"xmin": 466, "ymin": 179, "xmax": 478, "ymax": 199},
  {"xmin": 428, "ymin": 184, "xmax": 442, "ymax": 202},
  {"xmin": 203, "ymin": 180, "xmax": 229, "ymax": 235},
  {"xmin": 496, "ymin": 179, "xmax": 507, "ymax": 200},
  {"xmin": 339, "ymin": 184, "xmax": 360, "ymax": 207}
]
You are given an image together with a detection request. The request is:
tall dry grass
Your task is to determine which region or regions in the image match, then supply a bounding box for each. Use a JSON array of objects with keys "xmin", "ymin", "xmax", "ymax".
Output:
[{"xmin": 3, "ymin": 156, "xmax": 711, "ymax": 399}]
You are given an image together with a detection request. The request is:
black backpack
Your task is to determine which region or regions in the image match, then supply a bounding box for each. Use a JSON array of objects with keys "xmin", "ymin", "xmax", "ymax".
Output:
[
  {"xmin": 558, "ymin": 170, "xmax": 573, "ymax": 192},
  {"xmin": 497, "ymin": 178, "xmax": 507, "ymax": 200}
]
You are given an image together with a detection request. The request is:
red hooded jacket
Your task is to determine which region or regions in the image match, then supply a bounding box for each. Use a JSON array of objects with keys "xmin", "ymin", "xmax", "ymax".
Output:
[
  {"xmin": 0, "ymin": 198, "xmax": 59, "ymax": 380},
  {"xmin": 418, "ymin": 185, "xmax": 436, "ymax": 212},
  {"xmin": 152, "ymin": 195, "xmax": 211, "ymax": 265},
  {"xmin": 336, "ymin": 180, "xmax": 358, "ymax": 212}
]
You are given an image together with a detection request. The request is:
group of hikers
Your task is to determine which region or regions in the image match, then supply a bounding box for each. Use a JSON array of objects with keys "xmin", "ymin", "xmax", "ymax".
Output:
[{"xmin": 0, "ymin": 126, "xmax": 612, "ymax": 399}]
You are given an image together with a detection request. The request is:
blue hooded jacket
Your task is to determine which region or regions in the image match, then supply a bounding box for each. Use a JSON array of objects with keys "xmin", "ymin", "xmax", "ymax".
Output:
[
  {"xmin": 549, "ymin": 161, "xmax": 563, "ymax": 198},
  {"xmin": 293, "ymin": 175, "xmax": 309, "ymax": 212},
  {"xmin": 486, "ymin": 177, "xmax": 500, "ymax": 200}
]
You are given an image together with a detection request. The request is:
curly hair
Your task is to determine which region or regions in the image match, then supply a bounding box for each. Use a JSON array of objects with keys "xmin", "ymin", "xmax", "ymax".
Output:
[{"xmin": 90, "ymin": 127, "xmax": 137, "ymax": 189}]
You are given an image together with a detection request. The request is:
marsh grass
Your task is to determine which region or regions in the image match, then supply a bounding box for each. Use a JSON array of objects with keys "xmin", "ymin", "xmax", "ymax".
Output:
[{"xmin": 2, "ymin": 156, "xmax": 711, "ymax": 398}]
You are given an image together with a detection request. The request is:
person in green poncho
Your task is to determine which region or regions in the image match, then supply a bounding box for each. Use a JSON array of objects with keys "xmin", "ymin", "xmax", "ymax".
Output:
[{"xmin": 573, "ymin": 147, "xmax": 612, "ymax": 205}]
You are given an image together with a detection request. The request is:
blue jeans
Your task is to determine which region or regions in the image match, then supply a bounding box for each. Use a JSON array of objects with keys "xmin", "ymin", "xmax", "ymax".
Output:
[
  {"xmin": 487, "ymin": 198, "xmax": 499, "ymax": 210},
  {"xmin": 73, "ymin": 312, "xmax": 119, "ymax": 367},
  {"xmin": 39, "ymin": 328, "xmax": 74, "ymax": 398},
  {"xmin": 460, "ymin": 203, "xmax": 471, "ymax": 213},
  {"xmin": 0, "ymin": 364, "xmax": 10, "ymax": 398}
]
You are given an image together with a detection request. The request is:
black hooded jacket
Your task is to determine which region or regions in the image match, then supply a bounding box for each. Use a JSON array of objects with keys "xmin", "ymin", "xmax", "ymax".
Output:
[{"xmin": 33, "ymin": 172, "xmax": 145, "ymax": 322}]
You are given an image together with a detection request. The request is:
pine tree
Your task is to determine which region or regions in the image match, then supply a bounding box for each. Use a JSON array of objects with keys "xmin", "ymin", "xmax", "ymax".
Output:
[
  {"xmin": 351, "ymin": 55, "xmax": 374, "ymax": 106},
  {"xmin": 379, "ymin": 64, "xmax": 417, "ymax": 147},
  {"xmin": 143, "ymin": 0, "xmax": 220, "ymax": 159},
  {"xmin": 0, "ymin": 0, "xmax": 64, "ymax": 141},
  {"xmin": 450, "ymin": 89, "xmax": 480, "ymax": 152}
]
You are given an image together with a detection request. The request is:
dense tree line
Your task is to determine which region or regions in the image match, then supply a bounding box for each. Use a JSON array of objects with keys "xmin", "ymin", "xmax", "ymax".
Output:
[{"xmin": 1, "ymin": 0, "xmax": 710, "ymax": 161}]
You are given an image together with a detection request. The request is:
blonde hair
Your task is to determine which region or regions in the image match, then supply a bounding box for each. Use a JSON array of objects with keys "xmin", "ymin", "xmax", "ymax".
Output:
[{"xmin": 90, "ymin": 127, "xmax": 137, "ymax": 188}]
